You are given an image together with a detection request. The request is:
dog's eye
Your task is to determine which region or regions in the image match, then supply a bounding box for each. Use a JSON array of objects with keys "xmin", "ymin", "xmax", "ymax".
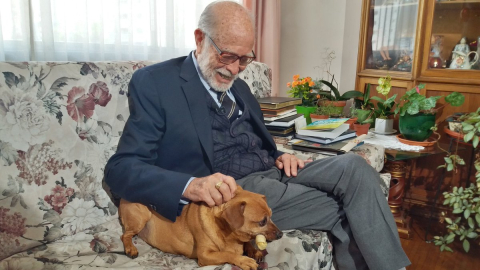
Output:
[{"xmin": 259, "ymin": 217, "xmax": 267, "ymax": 227}]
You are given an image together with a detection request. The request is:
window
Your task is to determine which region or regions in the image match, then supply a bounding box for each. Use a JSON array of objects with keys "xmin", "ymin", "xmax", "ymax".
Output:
[{"xmin": 0, "ymin": 0, "xmax": 240, "ymax": 61}]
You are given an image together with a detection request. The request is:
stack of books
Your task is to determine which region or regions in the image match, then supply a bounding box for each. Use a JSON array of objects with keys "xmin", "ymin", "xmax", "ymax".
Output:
[
  {"xmin": 290, "ymin": 117, "xmax": 361, "ymax": 155},
  {"xmin": 257, "ymin": 97, "xmax": 303, "ymax": 137}
]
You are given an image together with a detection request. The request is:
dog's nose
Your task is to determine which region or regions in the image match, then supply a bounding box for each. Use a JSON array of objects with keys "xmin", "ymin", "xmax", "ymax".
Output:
[{"xmin": 276, "ymin": 230, "xmax": 283, "ymax": 239}]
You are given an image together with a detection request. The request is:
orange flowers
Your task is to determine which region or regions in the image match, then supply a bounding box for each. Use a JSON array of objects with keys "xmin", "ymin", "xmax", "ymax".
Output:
[{"xmin": 287, "ymin": 74, "xmax": 319, "ymax": 107}]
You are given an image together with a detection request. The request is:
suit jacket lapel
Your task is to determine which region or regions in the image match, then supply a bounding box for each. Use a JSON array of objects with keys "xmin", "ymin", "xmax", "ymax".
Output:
[{"xmin": 180, "ymin": 55, "xmax": 214, "ymax": 171}]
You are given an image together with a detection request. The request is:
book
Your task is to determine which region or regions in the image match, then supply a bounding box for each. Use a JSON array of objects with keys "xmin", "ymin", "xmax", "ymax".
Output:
[
  {"xmin": 294, "ymin": 129, "xmax": 356, "ymax": 144},
  {"xmin": 265, "ymin": 114, "xmax": 303, "ymax": 127},
  {"xmin": 301, "ymin": 118, "xmax": 349, "ymax": 130},
  {"xmin": 295, "ymin": 117, "xmax": 350, "ymax": 139},
  {"xmin": 261, "ymin": 106, "xmax": 296, "ymax": 116},
  {"xmin": 256, "ymin": 97, "xmax": 302, "ymax": 109},
  {"xmin": 291, "ymin": 134, "xmax": 367, "ymax": 156},
  {"xmin": 267, "ymin": 126, "xmax": 294, "ymax": 135},
  {"xmin": 263, "ymin": 110, "xmax": 297, "ymax": 121}
]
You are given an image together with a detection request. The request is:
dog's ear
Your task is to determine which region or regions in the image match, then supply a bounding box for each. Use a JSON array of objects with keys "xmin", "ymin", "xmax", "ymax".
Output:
[{"xmin": 221, "ymin": 201, "xmax": 246, "ymax": 230}]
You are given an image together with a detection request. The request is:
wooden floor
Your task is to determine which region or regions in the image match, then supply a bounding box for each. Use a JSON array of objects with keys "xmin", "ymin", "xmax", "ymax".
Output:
[{"xmin": 400, "ymin": 216, "xmax": 480, "ymax": 270}]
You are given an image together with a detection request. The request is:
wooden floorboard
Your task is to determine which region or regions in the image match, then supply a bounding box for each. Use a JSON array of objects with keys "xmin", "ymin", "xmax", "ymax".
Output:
[{"xmin": 401, "ymin": 216, "xmax": 480, "ymax": 270}]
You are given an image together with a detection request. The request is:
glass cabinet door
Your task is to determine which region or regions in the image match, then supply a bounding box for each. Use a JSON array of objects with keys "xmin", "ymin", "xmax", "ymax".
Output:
[
  {"xmin": 365, "ymin": 0, "xmax": 420, "ymax": 72},
  {"xmin": 428, "ymin": 0, "xmax": 480, "ymax": 71}
]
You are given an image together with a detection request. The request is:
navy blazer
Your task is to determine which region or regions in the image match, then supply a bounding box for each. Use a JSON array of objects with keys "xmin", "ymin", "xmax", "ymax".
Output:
[{"xmin": 104, "ymin": 54, "xmax": 282, "ymax": 222}]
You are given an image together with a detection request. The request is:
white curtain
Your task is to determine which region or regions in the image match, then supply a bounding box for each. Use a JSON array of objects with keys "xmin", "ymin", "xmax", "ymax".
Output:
[{"xmin": 1, "ymin": 0, "xmax": 235, "ymax": 61}]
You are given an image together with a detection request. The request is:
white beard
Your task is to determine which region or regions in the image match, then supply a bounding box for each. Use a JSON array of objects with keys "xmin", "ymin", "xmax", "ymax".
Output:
[{"xmin": 197, "ymin": 50, "xmax": 239, "ymax": 92}]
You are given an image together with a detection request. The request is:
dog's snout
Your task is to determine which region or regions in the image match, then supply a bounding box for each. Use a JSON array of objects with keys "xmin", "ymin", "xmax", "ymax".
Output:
[{"xmin": 276, "ymin": 230, "xmax": 283, "ymax": 239}]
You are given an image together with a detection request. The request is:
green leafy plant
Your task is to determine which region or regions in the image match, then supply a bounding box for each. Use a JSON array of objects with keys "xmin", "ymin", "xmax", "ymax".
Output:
[
  {"xmin": 316, "ymin": 101, "xmax": 343, "ymax": 117},
  {"xmin": 371, "ymin": 76, "xmax": 397, "ymax": 119},
  {"xmin": 353, "ymin": 83, "xmax": 375, "ymax": 111},
  {"xmin": 395, "ymin": 84, "xmax": 465, "ymax": 116},
  {"xmin": 316, "ymin": 79, "xmax": 363, "ymax": 101},
  {"xmin": 433, "ymin": 107, "xmax": 480, "ymax": 253},
  {"xmin": 355, "ymin": 108, "xmax": 375, "ymax": 125}
]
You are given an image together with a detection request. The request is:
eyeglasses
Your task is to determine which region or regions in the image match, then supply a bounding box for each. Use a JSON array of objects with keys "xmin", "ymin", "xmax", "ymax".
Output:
[{"xmin": 206, "ymin": 35, "xmax": 256, "ymax": 66}]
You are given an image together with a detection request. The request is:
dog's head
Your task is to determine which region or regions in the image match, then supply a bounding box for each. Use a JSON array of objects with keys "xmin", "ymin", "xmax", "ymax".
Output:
[{"xmin": 220, "ymin": 186, "xmax": 283, "ymax": 243}]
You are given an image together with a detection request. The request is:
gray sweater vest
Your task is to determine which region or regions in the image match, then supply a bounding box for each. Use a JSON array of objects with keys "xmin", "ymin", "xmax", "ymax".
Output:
[{"xmin": 206, "ymin": 91, "xmax": 275, "ymax": 179}]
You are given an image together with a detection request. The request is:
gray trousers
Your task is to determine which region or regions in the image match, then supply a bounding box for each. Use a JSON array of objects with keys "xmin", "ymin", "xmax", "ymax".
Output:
[{"xmin": 237, "ymin": 154, "xmax": 410, "ymax": 270}]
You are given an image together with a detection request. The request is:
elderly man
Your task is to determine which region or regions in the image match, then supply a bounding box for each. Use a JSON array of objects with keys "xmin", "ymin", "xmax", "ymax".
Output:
[{"xmin": 105, "ymin": 1, "xmax": 410, "ymax": 269}]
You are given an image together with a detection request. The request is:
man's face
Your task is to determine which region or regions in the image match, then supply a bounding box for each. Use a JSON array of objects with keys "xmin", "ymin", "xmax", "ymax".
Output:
[{"xmin": 196, "ymin": 33, "xmax": 253, "ymax": 92}]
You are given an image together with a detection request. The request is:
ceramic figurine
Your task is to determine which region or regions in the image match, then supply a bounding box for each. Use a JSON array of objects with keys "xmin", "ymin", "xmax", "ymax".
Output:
[{"xmin": 449, "ymin": 37, "xmax": 479, "ymax": 69}]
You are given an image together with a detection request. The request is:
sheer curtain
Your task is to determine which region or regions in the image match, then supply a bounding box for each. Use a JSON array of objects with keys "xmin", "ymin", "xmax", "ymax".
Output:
[{"xmin": 1, "ymin": 0, "xmax": 238, "ymax": 61}]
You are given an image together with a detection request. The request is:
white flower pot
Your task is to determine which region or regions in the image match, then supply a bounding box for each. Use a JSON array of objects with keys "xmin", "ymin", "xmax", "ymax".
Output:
[{"xmin": 375, "ymin": 118, "xmax": 394, "ymax": 133}]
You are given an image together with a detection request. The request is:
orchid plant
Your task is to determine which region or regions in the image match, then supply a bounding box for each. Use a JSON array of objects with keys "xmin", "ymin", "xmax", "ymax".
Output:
[{"xmin": 371, "ymin": 76, "xmax": 397, "ymax": 119}]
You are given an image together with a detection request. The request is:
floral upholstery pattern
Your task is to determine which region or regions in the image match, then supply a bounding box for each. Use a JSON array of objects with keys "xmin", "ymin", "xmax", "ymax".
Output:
[
  {"xmin": 0, "ymin": 61, "xmax": 340, "ymax": 269},
  {"xmin": 0, "ymin": 60, "xmax": 387, "ymax": 269}
]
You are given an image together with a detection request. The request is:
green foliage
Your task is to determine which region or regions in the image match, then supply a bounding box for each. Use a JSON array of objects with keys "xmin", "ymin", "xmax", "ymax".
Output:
[
  {"xmin": 434, "ymin": 107, "xmax": 480, "ymax": 253},
  {"xmin": 355, "ymin": 109, "xmax": 374, "ymax": 125},
  {"xmin": 371, "ymin": 94, "xmax": 397, "ymax": 119},
  {"xmin": 316, "ymin": 102, "xmax": 343, "ymax": 117},
  {"xmin": 353, "ymin": 83, "xmax": 375, "ymax": 111},
  {"xmin": 317, "ymin": 78, "xmax": 363, "ymax": 102},
  {"xmin": 395, "ymin": 84, "xmax": 465, "ymax": 116}
]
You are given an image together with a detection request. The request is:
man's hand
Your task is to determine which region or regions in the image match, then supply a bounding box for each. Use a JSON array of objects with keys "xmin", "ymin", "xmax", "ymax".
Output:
[
  {"xmin": 275, "ymin": 153, "xmax": 306, "ymax": 177},
  {"xmin": 183, "ymin": 173, "xmax": 237, "ymax": 207}
]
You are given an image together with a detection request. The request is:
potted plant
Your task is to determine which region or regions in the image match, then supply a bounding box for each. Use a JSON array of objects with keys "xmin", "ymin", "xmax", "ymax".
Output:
[
  {"xmin": 371, "ymin": 76, "xmax": 397, "ymax": 133},
  {"xmin": 316, "ymin": 78, "xmax": 363, "ymax": 113},
  {"xmin": 433, "ymin": 107, "xmax": 480, "ymax": 253},
  {"xmin": 395, "ymin": 84, "xmax": 465, "ymax": 141},
  {"xmin": 287, "ymin": 74, "xmax": 320, "ymax": 124},
  {"xmin": 353, "ymin": 108, "xmax": 374, "ymax": 136},
  {"xmin": 311, "ymin": 99, "xmax": 345, "ymax": 120}
]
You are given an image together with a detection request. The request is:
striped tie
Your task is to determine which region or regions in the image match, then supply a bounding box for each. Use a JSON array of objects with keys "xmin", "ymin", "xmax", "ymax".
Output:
[{"xmin": 216, "ymin": 91, "xmax": 239, "ymax": 122}]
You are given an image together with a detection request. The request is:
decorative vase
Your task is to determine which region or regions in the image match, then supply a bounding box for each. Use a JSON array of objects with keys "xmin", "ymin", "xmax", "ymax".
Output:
[
  {"xmin": 353, "ymin": 123, "xmax": 370, "ymax": 136},
  {"xmin": 295, "ymin": 105, "xmax": 317, "ymax": 124},
  {"xmin": 399, "ymin": 113, "xmax": 436, "ymax": 141},
  {"xmin": 375, "ymin": 118, "xmax": 394, "ymax": 133}
]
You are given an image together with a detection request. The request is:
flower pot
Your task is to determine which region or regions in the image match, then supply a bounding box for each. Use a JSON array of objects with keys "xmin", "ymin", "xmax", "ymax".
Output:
[
  {"xmin": 317, "ymin": 100, "xmax": 346, "ymax": 116},
  {"xmin": 295, "ymin": 105, "xmax": 317, "ymax": 124},
  {"xmin": 310, "ymin": 114, "xmax": 329, "ymax": 120},
  {"xmin": 353, "ymin": 123, "xmax": 371, "ymax": 136},
  {"xmin": 375, "ymin": 118, "xmax": 394, "ymax": 133},
  {"xmin": 345, "ymin": 117, "xmax": 357, "ymax": 130},
  {"xmin": 399, "ymin": 113, "xmax": 436, "ymax": 141}
]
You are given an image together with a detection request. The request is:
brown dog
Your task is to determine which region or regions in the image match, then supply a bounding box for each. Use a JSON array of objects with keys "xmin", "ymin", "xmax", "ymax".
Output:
[{"xmin": 119, "ymin": 186, "xmax": 283, "ymax": 270}]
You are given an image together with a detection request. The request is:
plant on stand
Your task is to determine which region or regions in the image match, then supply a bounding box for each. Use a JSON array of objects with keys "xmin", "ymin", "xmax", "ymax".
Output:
[
  {"xmin": 432, "ymin": 107, "xmax": 480, "ymax": 253},
  {"xmin": 395, "ymin": 84, "xmax": 465, "ymax": 141},
  {"xmin": 371, "ymin": 76, "xmax": 397, "ymax": 133},
  {"xmin": 287, "ymin": 74, "xmax": 320, "ymax": 124}
]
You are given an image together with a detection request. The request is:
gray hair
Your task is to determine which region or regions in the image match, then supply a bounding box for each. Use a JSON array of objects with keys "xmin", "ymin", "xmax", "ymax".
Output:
[{"xmin": 198, "ymin": 0, "xmax": 255, "ymax": 40}]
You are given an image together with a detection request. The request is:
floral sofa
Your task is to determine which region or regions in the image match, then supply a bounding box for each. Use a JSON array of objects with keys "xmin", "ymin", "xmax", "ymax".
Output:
[{"xmin": 0, "ymin": 60, "xmax": 388, "ymax": 270}]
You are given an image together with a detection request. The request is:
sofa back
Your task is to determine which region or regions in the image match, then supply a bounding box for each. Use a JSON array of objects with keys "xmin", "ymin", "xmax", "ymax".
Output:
[{"xmin": 0, "ymin": 60, "xmax": 271, "ymax": 260}]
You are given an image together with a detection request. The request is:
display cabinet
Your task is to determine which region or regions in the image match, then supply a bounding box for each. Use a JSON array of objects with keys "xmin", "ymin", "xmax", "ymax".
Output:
[{"xmin": 355, "ymin": 0, "xmax": 480, "ymax": 232}]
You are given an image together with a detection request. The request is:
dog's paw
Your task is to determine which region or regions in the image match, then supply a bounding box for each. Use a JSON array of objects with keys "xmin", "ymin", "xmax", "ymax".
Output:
[
  {"xmin": 235, "ymin": 256, "xmax": 258, "ymax": 270},
  {"xmin": 125, "ymin": 245, "xmax": 139, "ymax": 259},
  {"xmin": 246, "ymin": 248, "xmax": 265, "ymax": 262}
]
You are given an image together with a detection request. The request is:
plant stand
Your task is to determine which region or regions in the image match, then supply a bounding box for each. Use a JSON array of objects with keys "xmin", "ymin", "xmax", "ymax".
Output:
[{"xmin": 384, "ymin": 160, "xmax": 413, "ymax": 239}]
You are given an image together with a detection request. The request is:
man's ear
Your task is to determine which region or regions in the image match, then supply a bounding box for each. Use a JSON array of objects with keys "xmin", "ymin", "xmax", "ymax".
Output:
[
  {"xmin": 221, "ymin": 201, "xmax": 246, "ymax": 230},
  {"xmin": 194, "ymin": 29, "xmax": 205, "ymax": 54}
]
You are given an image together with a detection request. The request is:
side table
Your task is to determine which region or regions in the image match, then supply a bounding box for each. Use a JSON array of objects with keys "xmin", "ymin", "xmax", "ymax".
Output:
[{"xmin": 383, "ymin": 144, "xmax": 452, "ymax": 239}]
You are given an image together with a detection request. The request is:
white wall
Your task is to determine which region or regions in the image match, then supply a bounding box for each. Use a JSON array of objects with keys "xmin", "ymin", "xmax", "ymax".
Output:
[{"xmin": 279, "ymin": 0, "xmax": 362, "ymax": 97}]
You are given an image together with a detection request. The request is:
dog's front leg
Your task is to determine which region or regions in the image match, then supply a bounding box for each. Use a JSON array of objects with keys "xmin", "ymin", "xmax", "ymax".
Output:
[
  {"xmin": 197, "ymin": 249, "xmax": 258, "ymax": 270},
  {"xmin": 244, "ymin": 241, "xmax": 265, "ymax": 262}
]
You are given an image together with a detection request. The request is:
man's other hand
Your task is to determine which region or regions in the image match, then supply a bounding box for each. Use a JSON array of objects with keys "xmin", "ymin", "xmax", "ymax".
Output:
[
  {"xmin": 183, "ymin": 173, "xmax": 237, "ymax": 207},
  {"xmin": 275, "ymin": 153, "xmax": 306, "ymax": 177}
]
